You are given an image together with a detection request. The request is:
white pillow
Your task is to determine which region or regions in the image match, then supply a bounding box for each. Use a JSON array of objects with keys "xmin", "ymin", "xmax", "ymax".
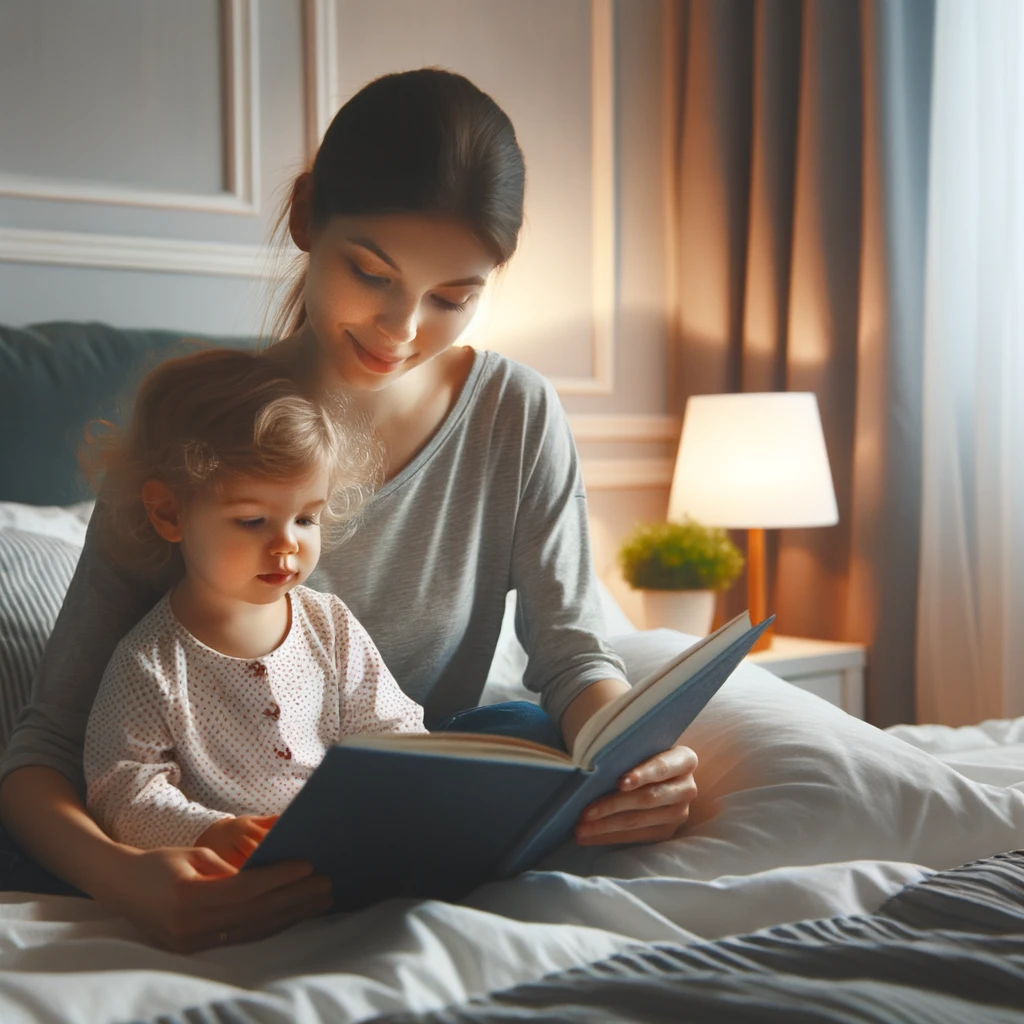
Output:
[
  {"xmin": 539, "ymin": 628, "xmax": 1024, "ymax": 881},
  {"xmin": 596, "ymin": 580, "xmax": 638, "ymax": 636},
  {"xmin": 0, "ymin": 501, "xmax": 93, "ymax": 753},
  {"xmin": 0, "ymin": 530, "xmax": 83, "ymax": 751},
  {"xmin": 0, "ymin": 500, "xmax": 94, "ymax": 545}
]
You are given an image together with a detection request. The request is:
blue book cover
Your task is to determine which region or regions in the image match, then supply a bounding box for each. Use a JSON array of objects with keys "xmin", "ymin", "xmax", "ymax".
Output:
[{"xmin": 244, "ymin": 612, "xmax": 772, "ymax": 910}]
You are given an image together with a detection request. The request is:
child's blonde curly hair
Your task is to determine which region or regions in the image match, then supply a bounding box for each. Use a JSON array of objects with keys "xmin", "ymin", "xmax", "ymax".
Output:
[{"xmin": 83, "ymin": 346, "xmax": 382, "ymax": 582}]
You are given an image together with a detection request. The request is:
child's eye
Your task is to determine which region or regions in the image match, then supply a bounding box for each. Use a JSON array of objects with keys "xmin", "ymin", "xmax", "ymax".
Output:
[
  {"xmin": 349, "ymin": 260, "xmax": 390, "ymax": 287},
  {"xmin": 236, "ymin": 518, "xmax": 264, "ymax": 529},
  {"xmin": 296, "ymin": 516, "xmax": 319, "ymax": 527}
]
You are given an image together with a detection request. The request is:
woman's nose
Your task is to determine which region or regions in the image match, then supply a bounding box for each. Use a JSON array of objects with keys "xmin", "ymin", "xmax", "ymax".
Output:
[{"xmin": 375, "ymin": 296, "xmax": 418, "ymax": 346}]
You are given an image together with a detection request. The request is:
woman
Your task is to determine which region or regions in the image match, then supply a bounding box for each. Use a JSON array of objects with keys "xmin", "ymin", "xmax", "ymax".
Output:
[{"xmin": 0, "ymin": 69, "xmax": 698, "ymax": 952}]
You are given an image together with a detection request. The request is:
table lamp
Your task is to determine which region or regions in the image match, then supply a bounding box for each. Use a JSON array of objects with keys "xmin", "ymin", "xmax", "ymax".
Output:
[{"xmin": 667, "ymin": 392, "xmax": 838, "ymax": 651}]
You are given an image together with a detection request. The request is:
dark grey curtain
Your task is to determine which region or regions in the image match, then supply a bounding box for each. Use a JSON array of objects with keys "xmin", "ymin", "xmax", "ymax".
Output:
[{"xmin": 667, "ymin": 0, "xmax": 934, "ymax": 726}]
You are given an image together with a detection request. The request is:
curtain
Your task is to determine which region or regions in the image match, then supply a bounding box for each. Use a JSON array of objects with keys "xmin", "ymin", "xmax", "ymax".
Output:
[
  {"xmin": 916, "ymin": 0, "xmax": 1024, "ymax": 726},
  {"xmin": 667, "ymin": 0, "xmax": 934, "ymax": 726}
]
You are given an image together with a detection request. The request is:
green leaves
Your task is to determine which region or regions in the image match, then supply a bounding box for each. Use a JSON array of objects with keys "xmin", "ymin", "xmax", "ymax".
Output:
[{"xmin": 618, "ymin": 519, "xmax": 744, "ymax": 592}]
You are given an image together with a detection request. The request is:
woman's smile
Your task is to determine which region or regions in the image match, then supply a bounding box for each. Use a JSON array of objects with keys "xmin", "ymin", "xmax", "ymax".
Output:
[{"xmin": 347, "ymin": 330, "xmax": 409, "ymax": 374}]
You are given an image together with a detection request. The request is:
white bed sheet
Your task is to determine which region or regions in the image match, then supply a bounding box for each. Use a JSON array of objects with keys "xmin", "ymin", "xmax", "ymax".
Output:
[
  {"xmin": 2, "ymin": 660, "xmax": 1022, "ymax": 1024},
  {"xmin": 0, "ymin": 859, "xmax": 926, "ymax": 1024},
  {"xmin": 887, "ymin": 716, "xmax": 1024, "ymax": 790}
]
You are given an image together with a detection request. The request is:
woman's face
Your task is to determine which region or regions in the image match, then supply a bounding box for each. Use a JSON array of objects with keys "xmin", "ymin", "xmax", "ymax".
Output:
[{"xmin": 300, "ymin": 212, "xmax": 498, "ymax": 391}]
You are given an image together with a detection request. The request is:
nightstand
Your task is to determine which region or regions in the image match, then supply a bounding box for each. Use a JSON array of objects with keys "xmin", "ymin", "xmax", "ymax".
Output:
[{"xmin": 747, "ymin": 636, "xmax": 867, "ymax": 719}]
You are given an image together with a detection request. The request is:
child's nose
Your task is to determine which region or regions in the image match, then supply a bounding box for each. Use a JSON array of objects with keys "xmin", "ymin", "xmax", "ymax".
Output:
[{"xmin": 269, "ymin": 528, "xmax": 299, "ymax": 555}]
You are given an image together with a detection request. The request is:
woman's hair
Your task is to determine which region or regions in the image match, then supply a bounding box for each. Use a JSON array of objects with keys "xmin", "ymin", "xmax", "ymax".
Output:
[
  {"xmin": 83, "ymin": 347, "xmax": 382, "ymax": 581},
  {"xmin": 270, "ymin": 67, "xmax": 526, "ymax": 339}
]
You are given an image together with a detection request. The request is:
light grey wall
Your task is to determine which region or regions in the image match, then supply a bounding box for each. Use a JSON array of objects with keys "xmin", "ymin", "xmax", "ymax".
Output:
[
  {"xmin": 0, "ymin": 0, "xmax": 676, "ymax": 597},
  {"xmin": 0, "ymin": 1, "xmax": 225, "ymax": 193},
  {"xmin": 0, "ymin": 0, "xmax": 305, "ymax": 334}
]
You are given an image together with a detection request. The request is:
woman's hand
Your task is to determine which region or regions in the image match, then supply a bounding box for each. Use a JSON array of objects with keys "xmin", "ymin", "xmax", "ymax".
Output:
[
  {"xmin": 104, "ymin": 844, "xmax": 332, "ymax": 953},
  {"xmin": 574, "ymin": 744, "xmax": 698, "ymax": 845},
  {"xmin": 561, "ymin": 679, "xmax": 699, "ymax": 845},
  {"xmin": 195, "ymin": 814, "xmax": 278, "ymax": 868},
  {"xmin": 0, "ymin": 767, "xmax": 331, "ymax": 954}
]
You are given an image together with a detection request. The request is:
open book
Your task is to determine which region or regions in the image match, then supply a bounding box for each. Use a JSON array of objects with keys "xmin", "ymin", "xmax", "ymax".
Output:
[{"xmin": 244, "ymin": 611, "xmax": 773, "ymax": 910}]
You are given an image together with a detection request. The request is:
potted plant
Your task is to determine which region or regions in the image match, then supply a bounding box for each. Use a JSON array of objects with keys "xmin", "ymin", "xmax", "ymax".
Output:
[{"xmin": 617, "ymin": 518, "xmax": 744, "ymax": 635}]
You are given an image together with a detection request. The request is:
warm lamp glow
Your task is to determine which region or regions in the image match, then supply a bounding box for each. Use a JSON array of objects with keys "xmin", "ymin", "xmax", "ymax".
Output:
[
  {"xmin": 668, "ymin": 393, "xmax": 838, "ymax": 529},
  {"xmin": 667, "ymin": 392, "xmax": 838, "ymax": 651}
]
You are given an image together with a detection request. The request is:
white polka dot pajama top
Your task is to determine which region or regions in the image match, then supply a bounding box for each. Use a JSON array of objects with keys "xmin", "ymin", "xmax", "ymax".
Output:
[{"xmin": 83, "ymin": 585, "xmax": 426, "ymax": 850}]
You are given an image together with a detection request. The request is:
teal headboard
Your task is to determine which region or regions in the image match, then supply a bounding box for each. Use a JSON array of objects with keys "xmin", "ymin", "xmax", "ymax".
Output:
[{"xmin": 0, "ymin": 322, "xmax": 258, "ymax": 505}]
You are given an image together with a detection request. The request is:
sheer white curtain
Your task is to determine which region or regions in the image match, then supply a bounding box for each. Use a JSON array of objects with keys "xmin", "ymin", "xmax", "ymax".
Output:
[{"xmin": 917, "ymin": 0, "xmax": 1024, "ymax": 726}]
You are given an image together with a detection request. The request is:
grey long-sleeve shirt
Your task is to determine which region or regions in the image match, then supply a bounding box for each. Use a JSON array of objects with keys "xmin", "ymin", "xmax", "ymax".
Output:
[{"xmin": 0, "ymin": 350, "xmax": 626, "ymax": 797}]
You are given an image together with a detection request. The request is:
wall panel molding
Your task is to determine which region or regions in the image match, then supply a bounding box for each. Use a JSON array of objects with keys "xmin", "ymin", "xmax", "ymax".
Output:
[
  {"xmin": 0, "ymin": 0, "xmax": 259, "ymax": 215},
  {"xmin": 548, "ymin": 0, "xmax": 615, "ymax": 396},
  {"xmin": 0, "ymin": 226, "xmax": 273, "ymax": 278},
  {"xmin": 661, "ymin": 0, "xmax": 682, "ymax": 411},
  {"xmin": 303, "ymin": 0, "xmax": 339, "ymax": 155},
  {"xmin": 574, "ymin": 412, "xmax": 679, "ymax": 490},
  {"xmin": 581, "ymin": 458, "xmax": 674, "ymax": 490},
  {"xmin": 222, "ymin": 0, "xmax": 260, "ymax": 211},
  {"xmin": 569, "ymin": 414, "xmax": 681, "ymax": 443}
]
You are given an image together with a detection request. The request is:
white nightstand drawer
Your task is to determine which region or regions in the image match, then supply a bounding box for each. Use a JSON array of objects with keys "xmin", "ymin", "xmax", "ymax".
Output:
[
  {"xmin": 785, "ymin": 671, "xmax": 843, "ymax": 707},
  {"xmin": 748, "ymin": 636, "xmax": 867, "ymax": 719}
]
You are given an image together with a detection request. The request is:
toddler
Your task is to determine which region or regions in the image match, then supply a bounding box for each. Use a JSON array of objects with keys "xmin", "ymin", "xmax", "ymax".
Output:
[{"xmin": 83, "ymin": 348, "xmax": 425, "ymax": 867}]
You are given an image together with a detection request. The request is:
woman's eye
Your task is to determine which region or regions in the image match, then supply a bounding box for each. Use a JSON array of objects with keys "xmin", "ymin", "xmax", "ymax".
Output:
[
  {"xmin": 349, "ymin": 260, "xmax": 390, "ymax": 286},
  {"xmin": 236, "ymin": 518, "xmax": 264, "ymax": 529},
  {"xmin": 433, "ymin": 295, "xmax": 470, "ymax": 313}
]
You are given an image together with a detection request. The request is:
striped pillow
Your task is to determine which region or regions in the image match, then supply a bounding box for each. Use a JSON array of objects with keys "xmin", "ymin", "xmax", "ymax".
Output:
[{"xmin": 0, "ymin": 530, "xmax": 81, "ymax": 752}]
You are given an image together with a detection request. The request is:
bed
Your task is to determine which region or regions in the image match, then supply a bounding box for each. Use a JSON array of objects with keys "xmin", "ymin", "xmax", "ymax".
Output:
[{"xmin": 1, "ymin": 322, "xmax": 1023, "ymax": 1023}]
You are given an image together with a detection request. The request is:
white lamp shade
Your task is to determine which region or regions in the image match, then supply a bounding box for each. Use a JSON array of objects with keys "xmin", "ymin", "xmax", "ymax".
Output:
[{"xmin": 667, "ymin": 392, "xmax": 839, "ymax": 530}]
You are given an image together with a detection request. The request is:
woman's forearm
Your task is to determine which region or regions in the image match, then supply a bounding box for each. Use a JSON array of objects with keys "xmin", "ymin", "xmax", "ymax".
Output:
[
  {"xmin": 560, "ymin": 677, "xmax": 630, "ymax": 751},
  {"xmin": 0, "ymin": 766, "xmax": 133, "ymax": 900}
]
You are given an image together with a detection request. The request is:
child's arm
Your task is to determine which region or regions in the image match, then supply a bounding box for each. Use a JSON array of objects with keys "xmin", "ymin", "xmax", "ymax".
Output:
[
  {"xmin": 194, "ymin": 814, "xmax": 278, "ymax": 868},
  {"xmin": 84, "ymin": 642, "xmax": 233, "ymax": 849},
  {"xmin": 331, "ymin": 599, "xmax": 426, "ymax": 734}
]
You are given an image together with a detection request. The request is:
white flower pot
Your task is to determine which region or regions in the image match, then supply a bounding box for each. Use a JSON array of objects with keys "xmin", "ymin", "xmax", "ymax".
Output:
[{"xmin": 638, "ymin": 589, "xmax": 716, "ymax": 636}]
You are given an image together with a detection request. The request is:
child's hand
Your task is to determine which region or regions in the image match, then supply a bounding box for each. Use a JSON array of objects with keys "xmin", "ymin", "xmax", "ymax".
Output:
[{"xmin": 195, "ymin": 815, "xmax": 278, "ymax": 868}]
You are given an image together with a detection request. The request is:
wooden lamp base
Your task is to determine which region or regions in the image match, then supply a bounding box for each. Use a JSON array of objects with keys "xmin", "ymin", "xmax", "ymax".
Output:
[{"xmin": 747, "ymin": 527, "xmax": 774, "ymax": 652}]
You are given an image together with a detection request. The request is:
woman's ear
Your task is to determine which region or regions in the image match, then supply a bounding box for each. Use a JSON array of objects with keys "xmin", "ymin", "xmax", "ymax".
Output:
[
  {"xmin": 288, "ymin": 172, "xmax": 314, "ymax": 252},
  {"xmin": 141, "ymin": 479, "xmax": 184, "ymax": 543}
]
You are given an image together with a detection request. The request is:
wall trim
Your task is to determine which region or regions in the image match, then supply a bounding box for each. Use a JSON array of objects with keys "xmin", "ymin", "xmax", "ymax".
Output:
[
  {"xmin": 662, "ymin": 0, "xmax": 682, "ymax": 410},
  {"xmin": 548, "ymin": 0, "xmax": 616, "ymax": 396},
  {"xmin": 0, "ymin": 226, "xmax": 275, "ymax": 279},
  {"xmin": 569, "ymin": 414, "xmax": 681, "ymax": 443},
  {"xmin": 223, "ymin": 0, "xmax": 260, "ymax": 211},
  {"xmin": 303, "ymin": 0, "xmax": 338, "ymax": 155},
  {"xmin": 304, "ymin": 0, "xmax": 616, "ymax": 398},
  {"xmin": 581, "ymin": 458, "xmax": 674, "ymax": 490},
  {"xmin": 0, "ymin": 0, "xmax": 260, "ymax": 215}
]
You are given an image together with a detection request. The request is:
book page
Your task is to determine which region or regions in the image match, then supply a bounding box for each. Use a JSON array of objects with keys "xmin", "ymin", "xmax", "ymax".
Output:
[
  {"xmin": 572, "ymin": 612, "xmax": 753, "ymax": 769},
  {"xmin": 340, "ymin": 730, "xmax": 577, "ymax": 769},
  {"xmin": 569, "ymin": 620, "xmax": 745, "ymax": 764}
]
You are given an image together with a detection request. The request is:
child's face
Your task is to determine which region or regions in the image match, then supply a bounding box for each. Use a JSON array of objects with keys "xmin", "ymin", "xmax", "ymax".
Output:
[
  {"xmin": 300, "ymin": 212, "xmax": 498, "ymax": 391},
  {"xmin": 178, "ymin": 467, "xmax": 329, "ymax": 607}
]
